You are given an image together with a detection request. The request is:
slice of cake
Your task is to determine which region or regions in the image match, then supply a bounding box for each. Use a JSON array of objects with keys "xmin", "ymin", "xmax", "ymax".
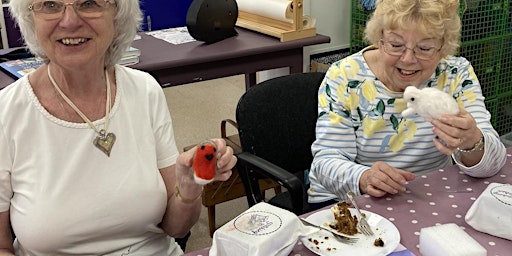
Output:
[{"xmin": 328, "ymin": 202, "xmax": 359, "ymax": 236}]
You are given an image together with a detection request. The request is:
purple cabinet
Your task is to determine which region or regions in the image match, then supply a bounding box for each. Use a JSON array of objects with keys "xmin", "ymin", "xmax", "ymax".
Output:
[{"xmin": 3, "ymin": 6, "xmax": 23, "ymax": 48}]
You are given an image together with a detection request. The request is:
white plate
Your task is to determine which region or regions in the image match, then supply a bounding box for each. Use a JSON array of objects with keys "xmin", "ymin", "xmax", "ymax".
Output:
[{"xmin": 300, "ymin": 208, "xmax": 400, "ymax": 256}]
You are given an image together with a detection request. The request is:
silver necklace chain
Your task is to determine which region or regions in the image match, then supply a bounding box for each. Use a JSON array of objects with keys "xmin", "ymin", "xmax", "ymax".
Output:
[
  {"xmin": 47, "ymin": 66, "xmax": 111, "ymax": 136},
  {"xmin": 47, "ymin": 66, "xmax": 116, "ymax": 156}
]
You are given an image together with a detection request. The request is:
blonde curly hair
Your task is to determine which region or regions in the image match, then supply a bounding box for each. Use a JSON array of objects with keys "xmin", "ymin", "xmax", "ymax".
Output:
[{"xmin": 364, "ymin": 0, "xmax": 461, "ymax": 57}]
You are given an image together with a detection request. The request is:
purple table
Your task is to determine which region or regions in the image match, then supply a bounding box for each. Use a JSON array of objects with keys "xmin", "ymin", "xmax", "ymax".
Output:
[
  {"xmin": 131, "ymin": 28, "xmax": 329, "ymax": 90},
  {"xmin": 185, "ymin": 148, "xmax": 512, "ymax": 256},
  {"xmin": 356, "ymin": 147, "xmax": 512, "ymax": 256},
  {"xmin": 0, "ymin": 28, "xmax": 330, "ymax": 90},
  {"xmin": 185, "ymin": 232, "xmax": 412, "ymax": 256},
  {"xmin": 184, "ymin": 246, "xmax": 412, "ymax": 256}
]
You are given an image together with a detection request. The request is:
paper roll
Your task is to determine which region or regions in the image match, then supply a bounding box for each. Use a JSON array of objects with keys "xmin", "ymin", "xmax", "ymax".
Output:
[{"xmin": 236, "ymin": 0, "xmax": 315, "ymax": 28}]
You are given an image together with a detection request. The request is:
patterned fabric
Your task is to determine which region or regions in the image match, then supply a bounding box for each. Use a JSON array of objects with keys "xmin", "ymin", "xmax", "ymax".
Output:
[
  {"xmin": 360, "ymin": 0, "xmax": 376, "ymax": 11},
  {"xmin": 308, "ymin": 46, "xmax": 507, "ymax": 203}
]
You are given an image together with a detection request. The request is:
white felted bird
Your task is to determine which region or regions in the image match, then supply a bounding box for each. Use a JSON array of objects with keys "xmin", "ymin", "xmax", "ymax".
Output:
[{"xmin": 401, "ymin": 86, "xmax": 460, "ymax": 120}]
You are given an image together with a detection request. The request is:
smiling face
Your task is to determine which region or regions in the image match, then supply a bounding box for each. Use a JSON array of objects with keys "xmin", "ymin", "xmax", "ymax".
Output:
[
  {"xmin": 32, "ymin": 3, "xmax": 116, "ymax": 70},
  {"xmin": 376, "ymin": 25, "xmax": 443, "ymax": 92}
]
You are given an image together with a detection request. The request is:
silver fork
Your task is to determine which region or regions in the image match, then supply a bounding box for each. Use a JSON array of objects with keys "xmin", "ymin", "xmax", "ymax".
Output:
[
  {"xmin": 347, "ymin": 191, "xmax": 374, "ymax": 236},
  {"xmin": 299, "ymin": 217, "xmax": 358, "ymax": 243}
]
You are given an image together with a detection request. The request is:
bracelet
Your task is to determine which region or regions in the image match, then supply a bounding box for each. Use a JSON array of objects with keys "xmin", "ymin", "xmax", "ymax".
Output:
[
  {"xmin": 175, "ymin": 184, "xmax": 203, "ymax": 204},
  {"xmin": 457, "ymin": 135, "xmax": 484, "ymax": 153}
]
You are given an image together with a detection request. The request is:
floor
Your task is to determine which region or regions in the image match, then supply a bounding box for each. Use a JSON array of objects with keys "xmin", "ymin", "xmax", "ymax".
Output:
[{"xmin": 163, "ymin": 75, "xmax": 251, "ymax": 252}]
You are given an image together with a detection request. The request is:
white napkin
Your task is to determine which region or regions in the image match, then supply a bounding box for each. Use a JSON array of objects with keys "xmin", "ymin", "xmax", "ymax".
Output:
[
  {"xmin": 419, "ymin": 223, "xmax": 486, "ymax": 256},
  {"xmin": 465, "ymin": 182, "xmax": 512, "ymax": 240},
  {"xmin": 209, "ymin": 202, "xmax": 317, "ymax": 256}
]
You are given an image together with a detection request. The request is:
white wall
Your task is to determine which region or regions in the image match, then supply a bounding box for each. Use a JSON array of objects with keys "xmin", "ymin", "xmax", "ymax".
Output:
[
  {"xmin": 303, "ymin": 0, "xmax": 352, "ymax": 71},
  {"xmin": 257, "ymin": 0, "xmax": 353, "ymax": 81}
]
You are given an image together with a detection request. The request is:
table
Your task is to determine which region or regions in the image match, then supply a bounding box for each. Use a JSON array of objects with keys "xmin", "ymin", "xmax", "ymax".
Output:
[
  {"xmin": 0, "ymin": 28, "xmax": 330, "ymax": 90},
  {"xmin": 355, "ymin": 147, "xmax": 512, "ymax": 256},
  {"xmin": 185, "ymin": 148, "xmax": 512, "ymax": 256},
  {"xmin": 130, "ymin": 28, "xmax": 330, "ymax": 90}
]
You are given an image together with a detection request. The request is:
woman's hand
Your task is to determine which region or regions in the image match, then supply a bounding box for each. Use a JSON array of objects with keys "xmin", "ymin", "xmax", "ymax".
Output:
[
  {"xmin": 431, "ymin": 108, "xmax": 482, "ymax": 155},
  {"xmin": 159, "ymin": 139, "xmax": 237, "ymax": 237},
  {"xmin": 175, "ymin": 138, "xmax": 237, "ymax": 183},
  {"xmin": 359, "ymin": 161, "xmax": 415, "ymax": 197}
]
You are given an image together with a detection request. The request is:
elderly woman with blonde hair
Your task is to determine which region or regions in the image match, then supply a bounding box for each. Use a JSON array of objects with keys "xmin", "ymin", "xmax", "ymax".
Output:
[{"xmin": 307, "ymin": 0, "xmax": 506, "ymax": 209}]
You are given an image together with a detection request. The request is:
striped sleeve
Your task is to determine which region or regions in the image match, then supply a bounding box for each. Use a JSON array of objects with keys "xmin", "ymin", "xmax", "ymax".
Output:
[{"xmin": 450, "ymin": 60, "xmax": 507, "ymax": 176}]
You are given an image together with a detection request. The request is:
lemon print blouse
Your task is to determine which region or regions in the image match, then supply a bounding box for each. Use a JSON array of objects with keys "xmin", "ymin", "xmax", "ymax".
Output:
[{"xmin": 308, "ymin": 46, "xmax": 506, "ymax": 203}]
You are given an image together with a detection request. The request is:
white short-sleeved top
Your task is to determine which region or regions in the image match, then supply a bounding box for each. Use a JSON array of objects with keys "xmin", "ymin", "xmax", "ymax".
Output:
[{"xmin": 0, "ymin": 65, "xmax": 181, "ymax": 255}]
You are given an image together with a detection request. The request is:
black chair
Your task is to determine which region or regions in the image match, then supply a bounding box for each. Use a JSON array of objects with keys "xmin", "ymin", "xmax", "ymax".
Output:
[{"xmin": 235, "ymin": 72, "xmax": 325, "ymax": 215}]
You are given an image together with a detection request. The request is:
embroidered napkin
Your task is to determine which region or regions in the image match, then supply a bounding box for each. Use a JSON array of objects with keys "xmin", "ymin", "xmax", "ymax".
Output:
[
  {"xmin": 209, "ymin": 202, "xmax": 317, "ymax": 256},
  {"xmin": 465, "ymin": 182, "xmax": 512, "ymax": 240}
]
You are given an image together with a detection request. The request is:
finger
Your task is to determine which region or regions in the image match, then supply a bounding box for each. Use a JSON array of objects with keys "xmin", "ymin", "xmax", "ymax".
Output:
[
  {"xmin": 432, "ymin": 123, "xmax": 461, "ymax": 148},
  {"xmin": 364, "ymin": 185, "xmax": 387, "ymax": 198},
  {"xmin": 433, "ymin": 137, "xmax": 455, "ymax": 155},
  {"xmin": 379, "ymin": 167, "xmax": 409, "ymax": 185},
  {"xmin": 210, "ymin": 138, "xmax": 227, "ymax": 155},
  {"xmin": 366, "ymin": 173, "xmax": 404, "ymax": 194},
  {"xmin": 432, "ymin": 119, "xmax": 460, "ymax": 138},
  {"xmin": 401, "ymin": 170, "xmax": 416, "ymax": 181},
  {"xmin": 374, "ymin": 162, "xmax": 411, "ymax": 186},
  {"xmin": 440, "ymin": 109, "xmax": 475, "ymax": 131},
  {"xmin": 361, "ymin": 163, "xmax": 399, "ymax": 194},
  {"xmin": 217, "ymin": 146, "xmax": 235, "ymax": 168},
  {"xmin": 215, "ymin": 169, "xmax": 233, "ymax": 182}
]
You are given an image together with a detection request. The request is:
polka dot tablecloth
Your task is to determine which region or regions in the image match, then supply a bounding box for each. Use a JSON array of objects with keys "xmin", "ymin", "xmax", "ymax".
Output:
[
  {"xmin": 352, "ymin": 150, "xmax": 512, "ymax": 256},
  {"xmin": 185, "ymin": 150, "xmax": 512, "ymax": 256}
]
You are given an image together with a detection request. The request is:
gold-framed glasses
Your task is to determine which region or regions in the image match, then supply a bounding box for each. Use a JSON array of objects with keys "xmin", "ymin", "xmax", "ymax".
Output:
[
  {"xmin": 29, "ymin": 0, "xmax": 116, "ymax": 20},
  {"xmin": 379, "ymin": 39, "xmax": 440, "ymax": 60}
]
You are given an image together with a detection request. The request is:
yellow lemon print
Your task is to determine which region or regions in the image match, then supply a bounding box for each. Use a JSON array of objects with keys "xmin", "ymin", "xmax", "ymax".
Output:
[
  {"xmin": 457, "ymin": 98, "xmax": 464, "ymax": 108},
  {"xmin": 337, "ymin": 82, "xmax": 348, "ymax": 99},
  {"xmin": 450, "ymin": 77, "xmax": 462, "ymax": 95},
  {"xmin": 403, "ymin": 120, "xmax": 417, "ymax": 140},
  {"xmin": 468, "ymin": 66, "xmax": 478, "ymax": 82},
  {"xmin": 362, "ymin": 80, "xmax": 377, "ymax": 101},
  {"xmin": 463, "ymin": 90, "xmax": 477, "ymax": 104},
  {"xmin": 348, "ymin": 92, "xmax": 360, "ymax": 110},
  {"xmin": 362, "ymin": 116, "xmax": 386, "ymax": 137},
  {"xmin": 329, "ymin": 111, "xmax": 344, "ymax": 124},
  {"xmin": 394, "ymin": 98, "xmax": 408, "ymax": 113},
  {"xmin": 389, "ymin": 120, "xmax": 417, "ymax": 152},
  {"xmin": 327, "ymin": 65, "xmax": 343, "ymax": 81},
  {"xmin": 345, "ymin": 58, "xmax": 360, "ymax": 78},
  {"xmin": 319, "ymin": 94, "xmax": 328, "ymax": 108},
  {"xmin": 389, "ymin": 132, "xmax": 407, "ymax": 152},
  {"xmin": 437, "ymin": 72, "xmax": 447, "ymax": 90}
]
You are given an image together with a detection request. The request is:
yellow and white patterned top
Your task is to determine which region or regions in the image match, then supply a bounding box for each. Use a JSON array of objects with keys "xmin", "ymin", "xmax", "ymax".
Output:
[{"xmin": 308, "ymin": 46, "xmax": 506, "ymax": 203}]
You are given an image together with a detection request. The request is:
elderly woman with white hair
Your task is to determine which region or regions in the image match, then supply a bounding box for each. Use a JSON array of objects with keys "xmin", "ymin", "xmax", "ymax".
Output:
[{"xmin": 0, "ymin": 1, "xmax": 236, "ymax": 255}]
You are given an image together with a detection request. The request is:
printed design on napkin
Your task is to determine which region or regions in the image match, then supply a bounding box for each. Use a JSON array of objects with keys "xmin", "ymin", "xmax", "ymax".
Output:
[
  {"xmin": 490, "ymin": 184, "xmax": 512, "ymax": 206},
  {"xmin": 233, "ymin": 211, "xmax": 283, "ymax": 236}
]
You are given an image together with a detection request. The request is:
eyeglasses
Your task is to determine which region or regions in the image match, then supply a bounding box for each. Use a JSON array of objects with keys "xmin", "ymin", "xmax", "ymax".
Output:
[
  {"xmin": 379, "ymin": 39, "xmax": 441, "ymax": 60},
  {"xmin": 29, "ymin": 0, "xmax": 116, "ymax": 20}
]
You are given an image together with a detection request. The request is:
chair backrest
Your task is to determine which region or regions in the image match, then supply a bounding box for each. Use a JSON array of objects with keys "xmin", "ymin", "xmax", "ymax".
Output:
[{"xmin": 236, "ymin": 72, "xmax": 325, "ymax": 176}]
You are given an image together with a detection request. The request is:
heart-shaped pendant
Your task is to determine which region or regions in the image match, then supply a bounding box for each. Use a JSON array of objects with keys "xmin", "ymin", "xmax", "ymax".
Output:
[{"xmin": 94, "ymin": 131, "xmax": 116, "ymax": 157}]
